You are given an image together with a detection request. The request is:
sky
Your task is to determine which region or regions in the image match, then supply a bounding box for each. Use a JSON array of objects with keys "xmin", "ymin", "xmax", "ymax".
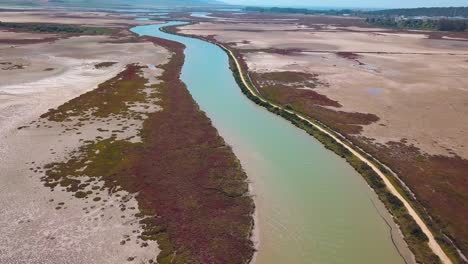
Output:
[{"xmin": 221, "ymin": 0, "xmax": 468, "ymax": 9}]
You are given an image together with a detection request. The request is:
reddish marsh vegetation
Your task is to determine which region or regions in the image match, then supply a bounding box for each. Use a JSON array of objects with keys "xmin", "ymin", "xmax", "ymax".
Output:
[{"xmin": 41, "ymin": 35, "xmax": 255, "ymax": 264}]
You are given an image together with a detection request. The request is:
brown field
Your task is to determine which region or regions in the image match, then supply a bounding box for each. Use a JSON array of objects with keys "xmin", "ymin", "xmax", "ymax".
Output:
[
  {"xmin": 178, "ymin": 13, "xmax": 468, "ymax": 260},
  {"xmin": 0, "ymin": 11, "xmax": 254, "ymax": 264}
]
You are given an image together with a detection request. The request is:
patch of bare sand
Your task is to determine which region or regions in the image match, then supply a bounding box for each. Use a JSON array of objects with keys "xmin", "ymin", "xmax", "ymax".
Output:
[
  {"xmin": 442, "ymin": 36, "xmax": 468, "ymax": 41},
  {"xmin": 0, "ymin": 30, "xmax": 59, "ymax": 40},
  {"xmin": 0, "ymin": 28, "xmax": 170, "ymax": 263}
]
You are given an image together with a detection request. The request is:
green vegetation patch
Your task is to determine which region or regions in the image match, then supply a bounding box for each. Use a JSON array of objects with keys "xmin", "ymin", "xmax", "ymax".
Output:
[
  {"xmin": 41, "ymin": 64, "xmax": 157, "ymax": 122},
  {"xmin": 367, "ymin": 7, "xmax": 468, "ymax": 18},
  {"xmin": 43, "ymin": 138, "xmax": 142, "ymax": 193},
  {"xmin": 0, "ymin": 22, "xmax": 114, "ymax": 35},
  {"xmin": 366, "ymin": 17, "xmax": 468, "ymax": 32}
]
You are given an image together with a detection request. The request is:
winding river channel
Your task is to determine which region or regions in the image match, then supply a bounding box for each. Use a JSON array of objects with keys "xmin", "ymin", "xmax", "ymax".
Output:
[{"xmin": 132, "ymin": 22, "xmax": 411, "ymax": 264}]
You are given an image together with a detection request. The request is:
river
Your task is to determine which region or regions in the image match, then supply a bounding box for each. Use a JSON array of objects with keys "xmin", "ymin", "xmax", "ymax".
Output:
[{"xmin": 131, "ymin": 21, "xmax": 410, "ymax": 264}]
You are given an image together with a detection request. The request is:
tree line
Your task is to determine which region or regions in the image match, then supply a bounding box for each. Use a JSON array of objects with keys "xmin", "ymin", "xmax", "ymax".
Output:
[
  {"xmin": 366, "ymin": 17, "xmax": 467, "ymax": 31},
  {"xmin": 244, "ymin": 6, "xmax": 468, "ymax": 18},
  {"xmin": 243, "ymin": 6, "xmax": 468, "ymax": 31},
  {"xmin": 0, "ymin": 22, "xmax": 112, "ymax": 34},
  {"xmin": 368, "ymin": 7, "xmax": 468, "ymax": 17}
]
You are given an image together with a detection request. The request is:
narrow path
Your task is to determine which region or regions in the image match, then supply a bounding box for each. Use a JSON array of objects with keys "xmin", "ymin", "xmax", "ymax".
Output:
[{"xmin": 221, "ymin": 43, "xmax": 452, "ymax": 264}]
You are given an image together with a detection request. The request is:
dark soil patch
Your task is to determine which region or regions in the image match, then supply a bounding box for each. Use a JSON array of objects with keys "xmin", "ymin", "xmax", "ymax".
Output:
[
  {"xmin": 0, "ymin": 22, "xmax": 114, "ymax": 35},
  {"xmin": 254, "ymin": 71, "xmax": 325, "ymax": 85},
  {"xmin": 95, "ymin": 61, "xmax": 117, "ymax": 69},
  {"xmin": 1, "ymin": 63, "xmax": 25, "ymax": 70},
  {"xmin": 307, "ymin": 105, "xmax": 379, "ymax": 134},
  {"xmin": 336, "ymin": 52, "xmax": 365, "ymax": 65},
  {"xmin": 241, "ymin": 47, "xmax": 304, "ymax": 55},
  {"xmin": 0, "ymin": 37, "xmax": 59, "ymax": 44}
]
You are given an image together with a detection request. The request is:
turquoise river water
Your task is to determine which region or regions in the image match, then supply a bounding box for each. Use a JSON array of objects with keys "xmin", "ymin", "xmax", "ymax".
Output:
[{"xmin": 131, "ymin": 22, "xmax": 407, "ymax": 264}]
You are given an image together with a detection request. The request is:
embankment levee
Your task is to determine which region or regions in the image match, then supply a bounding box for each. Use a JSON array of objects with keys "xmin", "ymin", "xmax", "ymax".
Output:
[{"xmin": 160, "ymin": 24, "xmax": 457, "ymax": 264}]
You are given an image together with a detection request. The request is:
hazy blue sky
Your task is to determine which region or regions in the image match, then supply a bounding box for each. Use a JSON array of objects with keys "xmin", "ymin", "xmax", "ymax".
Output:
[{"xmin": 221, "ymin": 0, "xmax": 468, "ymax": 8}]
